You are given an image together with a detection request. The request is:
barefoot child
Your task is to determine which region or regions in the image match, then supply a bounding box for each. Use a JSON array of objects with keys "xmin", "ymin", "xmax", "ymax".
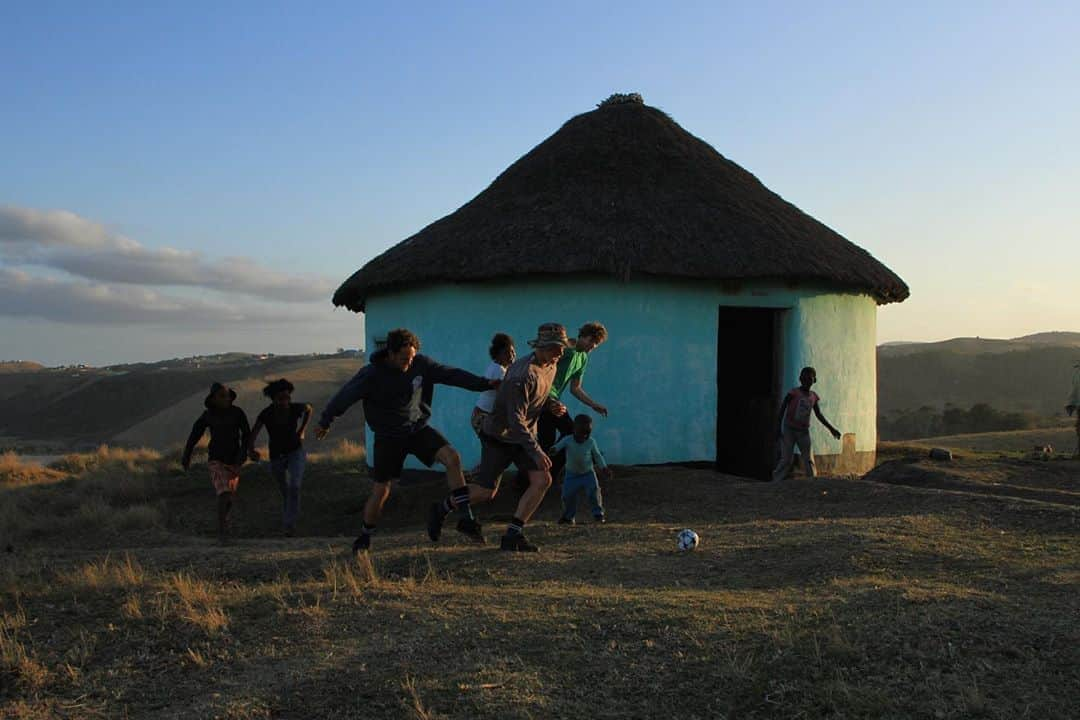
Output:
[
  {"xmin": 182, "ymin": 383, "xmax": 255, "ymax": 541},
  {"xmin": 249, "ymin": 379, "xmax": 313, "ymax": 536},
  {"xmin": 772, "ymin": 367, "xmax": 841, "ymax": 481},
  {"xmin": 553, "ymin": 414, "xmax": 612, "ymax": 524},
  {"xmin": 471, "ymin": 333, "xmax": 516, "ymax": 436}
]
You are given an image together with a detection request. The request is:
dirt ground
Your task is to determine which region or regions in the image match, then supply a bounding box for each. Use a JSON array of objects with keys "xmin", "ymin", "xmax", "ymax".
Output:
[{"xmin": 1, "ymin": 450, "xmax": 1077, "ymax": 719}]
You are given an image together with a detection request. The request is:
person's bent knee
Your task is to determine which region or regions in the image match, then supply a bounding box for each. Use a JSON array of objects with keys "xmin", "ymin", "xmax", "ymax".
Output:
[
  {"xmin": 371, "ymin": 481, "xmax": 392, "ymax": 497},
  {"xmin": 436, "ymin": 445, "xmax": 462, "ymax": 470},
  {"xmin": 529, "ymin": 471, "xmax": 552, "ymax": 490}
]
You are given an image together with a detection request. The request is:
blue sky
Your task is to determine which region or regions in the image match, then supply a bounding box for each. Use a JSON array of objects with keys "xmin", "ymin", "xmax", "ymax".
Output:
[{"xmin": 2, "ymin": 1, "xmax": 1078, "ymax": 365}]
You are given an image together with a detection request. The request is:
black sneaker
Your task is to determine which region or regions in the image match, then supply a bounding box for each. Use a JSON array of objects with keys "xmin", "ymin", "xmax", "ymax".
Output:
[
  {"xmin": 352, "ymin": 534, "xmax": 370, "ymax": 556},
  {"xmin": 593, "ymin": 515, "xmax": 606, "ymax": 524},
  {"xmin": 558, "ymin": 516, "xmax": 575, "ymax": 525},
  {"xmin": 500, "ymin": 533, "xmax": 539, "ymax": 552},
  {"xmin": 427, "ymin": 502, "xmax": 446, "ymax": 542},
  {"xmin": 456, "ymin": 517, "xmax": 486, "ymax": 544}
]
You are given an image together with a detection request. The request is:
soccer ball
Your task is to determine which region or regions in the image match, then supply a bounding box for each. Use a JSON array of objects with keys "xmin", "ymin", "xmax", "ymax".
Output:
[{"xmin": 676, "ymin": 529, "xmax": 699, "ymax": 551}]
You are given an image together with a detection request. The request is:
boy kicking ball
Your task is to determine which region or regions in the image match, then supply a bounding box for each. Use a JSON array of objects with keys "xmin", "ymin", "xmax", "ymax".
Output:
[{"xmin": 553, "ymin": 414, "xmax": 612, "ymax": 524}]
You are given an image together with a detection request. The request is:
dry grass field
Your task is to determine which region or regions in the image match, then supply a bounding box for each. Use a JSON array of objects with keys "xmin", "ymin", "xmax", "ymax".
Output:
[{"xmin": 1, "ymin": 445, "xmax": 1077, "ymax": 719}]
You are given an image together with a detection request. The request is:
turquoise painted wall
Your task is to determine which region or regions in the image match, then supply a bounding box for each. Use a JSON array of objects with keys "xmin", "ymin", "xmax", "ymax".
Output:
[{"xmin": 354, "ymin": 279, "xmax": 878, "ymax": 469}]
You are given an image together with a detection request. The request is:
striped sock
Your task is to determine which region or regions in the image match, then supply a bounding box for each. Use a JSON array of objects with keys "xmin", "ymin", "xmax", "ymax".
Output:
[
  {"xmin": 506, "ymin": 516, "xmax": 524, "ymax": 536},
  {"xmin": 451, "ymin": 486, "xmax": 474, "ymax": 520}
]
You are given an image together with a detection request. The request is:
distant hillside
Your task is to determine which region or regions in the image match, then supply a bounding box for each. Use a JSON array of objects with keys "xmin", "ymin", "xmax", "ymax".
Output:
[
  {"xmin": 0, "ymin": 352, "xmax": 367, "ymax": 450},
  {"xmin": 878, "ymin": 332, "xmax": 1080, "ymax": 358},
  {"xmin": 0, "ymin": 361, "xmax": 45, "ymax": 373},
  {"xmin": 878, "ymin": 334, "xmax": 1080, "ymax": 416}
]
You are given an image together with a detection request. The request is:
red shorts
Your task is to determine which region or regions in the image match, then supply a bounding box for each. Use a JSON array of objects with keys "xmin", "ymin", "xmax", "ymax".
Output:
[{"xmin": 208, "ymin": 461, "xmax": 241, "ymax": 495}]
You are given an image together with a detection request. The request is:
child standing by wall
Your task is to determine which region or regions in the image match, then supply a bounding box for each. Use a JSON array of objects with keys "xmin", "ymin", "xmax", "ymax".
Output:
[
  {"xmin": 182, "ymin": 382, "xmax": 254, "ymax": 542},
  {"xmin": 553, "ymin": 414, "xmax": 612, "ymax": 524},
  {"xmin": 772, "ymin": 367, "xmax": 841, "ymax": 481},
  {"xmin": 250, "ymin": 378, "xmax": 312, "ymax": 536}
]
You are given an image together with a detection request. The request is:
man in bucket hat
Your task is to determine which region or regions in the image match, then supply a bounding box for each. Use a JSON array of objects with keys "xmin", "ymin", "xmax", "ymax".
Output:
[
  {"xmin": 182, "ymin": 382, "xmax": 255, "ymax": 543},
  {"xmin": 430, "ymin": 323, "xmax": 572, "ymax": 552}
]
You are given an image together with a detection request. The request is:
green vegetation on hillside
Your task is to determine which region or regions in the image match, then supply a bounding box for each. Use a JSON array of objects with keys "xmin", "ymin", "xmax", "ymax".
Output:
[
  {"xmin": 878, "ymin": 403, "xmax": 1062, "ymax": 441},
  {"xmin": 877, "ymin": 341, "xmax": 1078, "ymax": 417}
]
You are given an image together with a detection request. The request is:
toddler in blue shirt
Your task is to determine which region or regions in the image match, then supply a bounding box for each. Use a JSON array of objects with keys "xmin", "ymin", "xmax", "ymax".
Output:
[{"xmin": 552, "ymin": 414, "xmax": 612, "ymax": 524}]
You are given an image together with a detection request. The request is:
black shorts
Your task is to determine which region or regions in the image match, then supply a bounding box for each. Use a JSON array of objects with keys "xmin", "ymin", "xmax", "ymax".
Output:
[
  {"xmin": 475, "ymin": 433, "xmax": 542, "ymax": 490},
  {"xmin": 371, "ymin": 426, "xmax": 449, "ymax": 483}
]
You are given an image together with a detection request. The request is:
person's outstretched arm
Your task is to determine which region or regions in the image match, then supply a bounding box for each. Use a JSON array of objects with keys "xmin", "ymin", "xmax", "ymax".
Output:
[
  {"xmin": 317, "ymin": 366, "xmax": 374, "ymax": 437},
  {"xmin": 424, "ymin": 357, "xmax": 496, "ymax": 392},
  {"xmin": 776, "ymin": 395, "xmax": 791, "ymax": 437},
  {"xmin": 297, "ymin": 403, "xmax": 313, "ymax": 440},
  {"xmin": 591, "ymin": 438, "xmax": 612, "ymax": 479},
  {"xmin": 181, "ymin": 413, "xmax": 208, "ymax": 470},
  {"xmin": 569, "ymin": 377, "xmax": 607, "ymax": 417},
  {"xmin": 549, "ymin": 434, "xmax": 571, "ymax": 457},
  {"xmin": 248, "ymin": 412, "xmax": 265, "ymax": 460},
  {"xmin": 237, "ymin": 410, "xmax": 253, "ymax": 465},
  {"xmin": 813, "ymin": 402, "xmax": 842, "ymax": 439}
]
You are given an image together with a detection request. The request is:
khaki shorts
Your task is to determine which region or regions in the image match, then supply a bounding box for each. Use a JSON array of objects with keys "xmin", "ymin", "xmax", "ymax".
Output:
[{"xmin": 475, "ymin": 433, "xmax": 542, "ymax": 490}]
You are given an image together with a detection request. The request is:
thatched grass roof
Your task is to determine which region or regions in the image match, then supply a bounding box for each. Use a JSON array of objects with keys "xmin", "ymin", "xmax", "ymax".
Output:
[{"xmin": 334, "ymin": 96, "xmax": 909, "ymax": 311}]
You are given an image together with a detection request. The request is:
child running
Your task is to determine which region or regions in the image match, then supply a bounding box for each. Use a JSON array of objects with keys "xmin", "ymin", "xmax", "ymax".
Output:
[
  {"xmin": 181, "ymin": 382, "xmax": 254, "ymax": 543},
  {"xmin": 553, "ymin": 414, "xmax": 611, "ymax": 524},
  {"xmin": 249, "ymin": 379, "xmax": 312, "ymax": 536},
  {"xmin": 772, "ymin": 367, "xmax": 841, "ymax": 481},
  {"xmin": 471, "ymin": 333, "xmax": 515, "ymax": 436}
]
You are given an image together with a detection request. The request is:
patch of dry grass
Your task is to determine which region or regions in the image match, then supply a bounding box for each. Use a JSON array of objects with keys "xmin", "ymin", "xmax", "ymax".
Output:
[
  {"xmin": 0, "ymin": 452, "xmax": 65, "ymax": 487},
  {"xmin": 160, "ymin": 572, "xmax": 230, "ymax": 635},
  {"xmin": 309, "ymin": 439, "xmax": 365, "ymax": 465},
  {"xmin": 50, "ymin": 444, "xmax": 162, "ymax": 475}
]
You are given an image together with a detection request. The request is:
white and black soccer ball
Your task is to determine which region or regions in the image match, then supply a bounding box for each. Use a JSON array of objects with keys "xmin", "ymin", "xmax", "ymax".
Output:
[{"xmin": 676, "ymin": 528, "xmax": 699, "ymax": 551}]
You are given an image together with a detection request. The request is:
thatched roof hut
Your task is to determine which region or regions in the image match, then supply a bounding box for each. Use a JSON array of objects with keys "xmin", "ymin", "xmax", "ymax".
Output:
[
  {"xmin": 334, "ymin": 94, "xmax": 907, "ymax": 479},
  {"xmin": 334, "ymin": 94, "xmax": 908, "ymax": 312}
]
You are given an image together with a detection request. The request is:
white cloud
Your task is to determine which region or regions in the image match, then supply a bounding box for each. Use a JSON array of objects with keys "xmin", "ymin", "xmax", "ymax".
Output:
[
  {"xmin": 0, "ymin": 205, "xmax": 336, "ymax": 303},
  {"xmin": 0, "ymin": 267, "xmax": 320, "ymax": 326}
]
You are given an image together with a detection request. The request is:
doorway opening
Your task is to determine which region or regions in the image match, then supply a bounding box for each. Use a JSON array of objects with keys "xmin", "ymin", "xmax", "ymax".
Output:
[{"xmin": 716, "ymin": 307, "xmax": 784, "ymax": 479}]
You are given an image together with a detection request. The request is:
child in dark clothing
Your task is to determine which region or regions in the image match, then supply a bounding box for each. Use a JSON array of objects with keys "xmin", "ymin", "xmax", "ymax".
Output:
[
  {"xmin": 182, "ymin": 382, "xmax": 254, "ymax": 542},
  {"xmin": 250, "ymin": 378, "xmax": 312, "ymax": 536},
  {"xmin": 772, "ymin": 367, "xmax": 841, "ymax": 481}
]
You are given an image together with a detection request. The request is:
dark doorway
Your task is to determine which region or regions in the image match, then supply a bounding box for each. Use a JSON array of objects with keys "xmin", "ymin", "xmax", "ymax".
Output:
[{"xmin": 716, "ymin": 307, "xmax": 783, "ymax": 479}]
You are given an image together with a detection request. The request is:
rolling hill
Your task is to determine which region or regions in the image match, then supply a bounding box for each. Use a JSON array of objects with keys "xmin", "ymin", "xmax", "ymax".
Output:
[
  {"xmin": 0, "ymin": 353, "xmax": 367, "ymax": 450},
  {"xmin": 877, "ymin": 333, "xmax": 1079, "ymax": 416}
]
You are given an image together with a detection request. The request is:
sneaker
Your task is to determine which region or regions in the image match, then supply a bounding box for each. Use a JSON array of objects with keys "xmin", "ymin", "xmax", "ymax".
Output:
[
  {"xmin": 427, "ymin": 502, "xmax": 446, "ymax": 542},
  {"xmin": 352, "ymin": 534, "xmax": 371, "ymax": 556},
  {"xmin": 456, "ymin": 517, "xmax": 486, "ymax": 544},
  {"xmin": 557, "ymin": 516, "xmax": 575, "ymax": 525},
  {"xmin": 500, "ymin": 533, "xmax": 539, "ymax": 552},
  {"xmin": 593, "ymin": 514, "xmax": 606, "ymax": 523}
]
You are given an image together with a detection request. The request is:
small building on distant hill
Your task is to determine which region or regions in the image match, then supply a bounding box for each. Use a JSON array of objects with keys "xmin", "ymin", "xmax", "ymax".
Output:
[{"xmin": 333, "ymin": 94, "xmax": 908, "ymax": 478}]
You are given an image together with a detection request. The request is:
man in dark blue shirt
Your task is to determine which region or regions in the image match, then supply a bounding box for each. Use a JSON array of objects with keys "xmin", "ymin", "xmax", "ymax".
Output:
[{"xmin": 316, "ymin": 328, "xmax": 497, "ymax": 554}]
